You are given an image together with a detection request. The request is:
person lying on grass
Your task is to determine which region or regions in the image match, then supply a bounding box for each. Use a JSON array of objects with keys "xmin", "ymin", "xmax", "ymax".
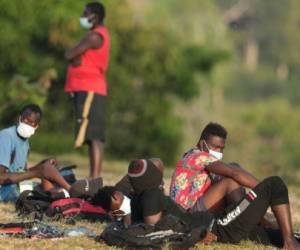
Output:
[{"xmin": 93, "ymin": 158, "xmax": 300, "ymax": 250}]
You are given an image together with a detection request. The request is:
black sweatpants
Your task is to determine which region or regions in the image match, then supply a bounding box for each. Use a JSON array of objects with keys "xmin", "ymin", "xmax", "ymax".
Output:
[{"xmin": 212, "ymin": 176, "xmax": 289, "ymax": 245}]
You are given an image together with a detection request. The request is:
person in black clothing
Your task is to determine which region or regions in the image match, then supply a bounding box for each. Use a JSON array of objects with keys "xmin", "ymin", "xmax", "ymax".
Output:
[{"xmin": 93, "ymin": 159, "xmax": 300, "ymax": 250}]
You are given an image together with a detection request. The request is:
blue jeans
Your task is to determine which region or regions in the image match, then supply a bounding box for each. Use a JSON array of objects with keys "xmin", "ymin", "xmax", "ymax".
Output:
[{"xmin": 0, "ymin": 184, "xmax": 20, "ymax": 202}]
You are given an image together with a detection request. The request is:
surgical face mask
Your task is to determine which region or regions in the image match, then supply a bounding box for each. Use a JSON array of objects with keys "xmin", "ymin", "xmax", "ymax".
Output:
[
  {"xmin": 209, "ymin": 149, "xmax": 223, "ymax": 160},
  {"xmin": 17, "ymin": 122, "xmax": 36, "ymax": 138},
  {"xmin": 112, "ymin": 195, "xmax": 131, "ymax": 217},
  {"xmin": 118, "ymin": 195, "xmax": 131, "ymax": 215},
  {"xmin": 203, "ymin": 141, "xmax": 223, "ymax": 160},
  {"xmin": 79, "ymin": 17, "xmax": 93, "ymax": 29}
]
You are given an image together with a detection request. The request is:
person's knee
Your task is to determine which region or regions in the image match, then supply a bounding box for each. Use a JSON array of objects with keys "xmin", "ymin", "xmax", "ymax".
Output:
[
  {"xmin": 263, "ymin": 176, "xmax": 285, "ymax": 189},
  {"xmin": 271, "ymin": 176, "xmax": 287, "ymax": 193},
  {"xmin": 89, "ymin": 139, "xmax": 104, "ymax": 148},
  {"xmin": 263, "ymin": 176, "xmax": 288, "ymax": 205}
]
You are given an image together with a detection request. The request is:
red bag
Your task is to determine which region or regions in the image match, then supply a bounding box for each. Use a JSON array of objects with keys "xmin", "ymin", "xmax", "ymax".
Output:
[{"xmin": 50, "ymin": 198, "xmax": 109, "ymax": 222}]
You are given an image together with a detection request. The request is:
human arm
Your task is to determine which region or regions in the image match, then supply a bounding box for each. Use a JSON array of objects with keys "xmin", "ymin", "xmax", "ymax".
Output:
[
  {"xmin": 110, "ymin": 212, "xmax": 132, "ymax": 226},
  {"xmin": 29, "ymin": 158, "xmax": 58, "ymax": 170},
  {"xmin": 206, "ymin": 161, "xmax": 259, "ymax": 189},
  {"xmin": 0, "ymin": 165, "xmax": 41, "ymax": 184},
  {"xmin": 0, "ymin": 131, "xmax": 42, "ymax": 184},
  {"xmin": 29, "ymin": 158, "xmax": 71, "ymax": 190},
  {"xmin": 65, "ymin": 31, "xmax": 103, "ymax": 61},
  {"xmin": 200, "ymin": 231, "xmax": 218, "ymax": 245}
]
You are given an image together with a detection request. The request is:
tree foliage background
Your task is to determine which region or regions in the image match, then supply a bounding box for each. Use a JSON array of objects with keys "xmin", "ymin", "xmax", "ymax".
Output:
[{"xmin": 1, "ymin": 0, "xmax": 300, "ymax": 181}]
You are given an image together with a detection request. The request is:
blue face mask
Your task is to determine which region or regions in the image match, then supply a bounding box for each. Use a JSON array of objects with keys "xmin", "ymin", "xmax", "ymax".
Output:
[{"xmin": 79, "ymin": 17, "xmax": 93, "ymax": 29}]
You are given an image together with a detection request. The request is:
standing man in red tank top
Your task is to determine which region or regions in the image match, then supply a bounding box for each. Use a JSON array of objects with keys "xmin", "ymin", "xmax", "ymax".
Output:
[{"xmin": 64, "ymin": 2, "xmax": 110, "ymax": 178}]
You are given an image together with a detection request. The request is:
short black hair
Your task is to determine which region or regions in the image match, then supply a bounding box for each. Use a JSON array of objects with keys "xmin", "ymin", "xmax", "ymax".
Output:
[
  {"xmin": 91, "ymin": 186, "xmax": 116, "ymax": 211},
  {"xmin": 86, "ymin": 2, "xmax": 105, "ymax": 22},
  {"xmin": 20, "ymin": 104, "xmax": 42, "ymax": 120},
  {"xmin": 200, "ymin": 122, "xmax": 227, "ymax": 141}
]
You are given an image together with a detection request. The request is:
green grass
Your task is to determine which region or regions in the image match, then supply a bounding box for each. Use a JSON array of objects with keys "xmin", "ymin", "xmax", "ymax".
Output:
[{"xmin": 0, "ymin": 153, "xmax": 298, "ymax": 249}]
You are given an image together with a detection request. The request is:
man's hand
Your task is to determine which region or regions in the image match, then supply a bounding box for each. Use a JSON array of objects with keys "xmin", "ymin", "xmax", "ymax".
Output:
[
  {"xmin": 30, "ymin": 158, "xmax": 57, "ymax": 168},
  {"xmin": 207, "ymin": 161, "xmax": 259, "ymax": 189},
  {"xmin": 28, "ymin": 158, "xmax": 70, "ymax": 190},
  {"xmin": 200, "ymin": 231, "xmax": 217, "ymax": 245},
  {"xmin": 44, "ymin": 158, "xmax": 58, "ymax": 166},
  {"xmin": 40, "ymin": 161, "xmax": 60, "ymax": 180},
  {"xmin": 29, "ymin": 158, "xmax": 58, "ymax": 177},
  {"xmin": 70, "ymin": 56, "xmax": 81, "ymax": 67},
  {"xmin": 39, "ymin": 160, "xmax": 71, "ymax": 190}
]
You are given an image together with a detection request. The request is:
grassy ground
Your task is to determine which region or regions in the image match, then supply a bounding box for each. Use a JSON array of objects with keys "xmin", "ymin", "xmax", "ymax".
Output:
[{"xmin": 0, "ymin": 153, "xmax": 299, "ymax": 249}]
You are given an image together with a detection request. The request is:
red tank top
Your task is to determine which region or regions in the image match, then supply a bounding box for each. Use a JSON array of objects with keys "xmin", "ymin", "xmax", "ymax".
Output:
[{"xmin": 65, "ymin": 26, "xmax": 110, "ymax": 96}]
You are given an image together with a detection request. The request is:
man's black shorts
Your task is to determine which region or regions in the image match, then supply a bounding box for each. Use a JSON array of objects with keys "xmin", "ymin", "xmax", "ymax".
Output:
[
  {"xmin": 212, "ymin": 176, "xmax": 289, "ymax": 245},
  {"xmin": 72, "ymin": 91, "xmax": 106, "ymax": 147}
]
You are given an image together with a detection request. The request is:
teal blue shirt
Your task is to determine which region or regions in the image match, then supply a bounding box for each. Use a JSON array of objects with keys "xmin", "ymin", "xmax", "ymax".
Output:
[{"xmin": 0, "ymin": 126, "xmax": 30, "ymax": 202}]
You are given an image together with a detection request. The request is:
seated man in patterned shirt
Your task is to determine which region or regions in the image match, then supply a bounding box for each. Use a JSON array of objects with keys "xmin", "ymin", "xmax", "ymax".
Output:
[{"xmin": 170, "ymin": 122, "xmax": 259, "ymax": 214}]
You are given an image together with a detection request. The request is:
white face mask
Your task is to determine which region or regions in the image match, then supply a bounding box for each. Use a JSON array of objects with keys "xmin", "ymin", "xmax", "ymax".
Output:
[
  {"xmin": 79, "ymin": 17, "xmax": 93, "ymax": 29},
  {"xmin": 118, "ymin": 195, "xmax": 131, "ymax": 216},
  {"xmin": 203, "ymin": 141, "xmax": 223, "ymax": 160},
  {"xmin": 17, "ymin": 122, "xmax": 36, "ymax": 138},
  {"xmin": 209, "ymin": 149, "xmax": 223, "ymax": 160}
]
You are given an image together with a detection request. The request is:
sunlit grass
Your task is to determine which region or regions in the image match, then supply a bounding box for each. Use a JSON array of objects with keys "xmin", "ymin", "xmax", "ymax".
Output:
[{"xmin": 0, "ymin": 152, "xmax": 296, "ymax": 249}]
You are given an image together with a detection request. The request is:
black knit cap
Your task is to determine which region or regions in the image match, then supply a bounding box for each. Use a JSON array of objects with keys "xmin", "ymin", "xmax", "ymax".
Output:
[{"xmin": 128, "ymin": 159, "xmax": 162, "ymax": 194}]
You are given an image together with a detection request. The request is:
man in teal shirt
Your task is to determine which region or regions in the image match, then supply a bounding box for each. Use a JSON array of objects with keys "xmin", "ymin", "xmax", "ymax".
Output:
[{"xmin": 0, "ymin": 104, "xmax": 71, "ymax": 202}]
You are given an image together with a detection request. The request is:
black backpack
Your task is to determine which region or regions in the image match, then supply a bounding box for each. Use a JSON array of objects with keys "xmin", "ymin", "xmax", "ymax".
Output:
[
  {"xmin": 98, "ymin": 214, "xmax": 207, "ymax": 250},
  {"xmin": 15, "ymin": 190, "xmax": 52, "ymax": 220},
  {"xmin": 15, "ymin": 164, "xmax": 78, "ymax": 219},
  {"xmin": 16, "ymin": 190, "xmax": 109, "ymax": 223}
]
